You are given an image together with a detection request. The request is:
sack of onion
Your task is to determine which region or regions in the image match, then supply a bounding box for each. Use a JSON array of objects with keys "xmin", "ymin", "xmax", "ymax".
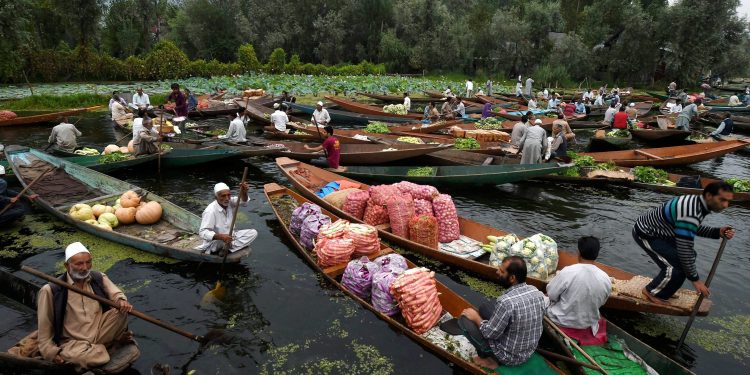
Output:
[
  {"xmin": 432, "ymin": 194, "xmax": 460, "ymax": 243},
  {"xmin": 343, "ymin": 190, "xmax": 370, "ymax": 220}
]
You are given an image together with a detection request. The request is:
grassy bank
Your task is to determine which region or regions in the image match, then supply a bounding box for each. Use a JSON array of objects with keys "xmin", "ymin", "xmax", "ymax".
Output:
[{"xmin": 0, "ymin": 93, "xmax": 169, "ymax": 111}]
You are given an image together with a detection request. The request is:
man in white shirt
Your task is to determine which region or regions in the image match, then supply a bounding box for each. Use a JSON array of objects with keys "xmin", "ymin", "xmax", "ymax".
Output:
[
  {"xmin": 219, "ymin": 113, "xmax": 247, "ymax": 143},
  {"xmin": 403, "ymin": 92, "xmax": 411, "ymax": 111},
  {"xmin": 466, "ymin": 79, "xmax": 474, "ymax": 97},
  {"xmin": 593, "ymin": 93, "xmax": 604, "ymax": 106},
  {"xmin": 603, "ymin": 102, "xmax": 620, "ymax": 124},
  {"xmin": 110, "ymin": 96, "xmax": 132, "ymax": 122},
  {"xmin": 454, "ymin": 99, "xmax": 466, "ymax": 118},
  {"xmin": 581, "ymin": 89, "xmax": 592, "ymax": 101},
  {"xmin": 129, "ymin": 88, "xmax": 152, "ymax": 111},
  {"xmin": 546, "ymin": 236, "xmax": 611, "ymax": 344},
  {"xmin": 670, "ymin": 99, "xmax": 683, "ymax": 114},
  {"xmin": 270, "ymin": 103, "xmax": 289, "ymax": 132},
  {"xmin": 525, "ymin": 77, "xmax": 534, "ymax": 96},
  {"xmin": 728, "ymin": 95, "xmax": 741, "ymax": 106},
  {"xmin": 311, "ymin": 101, "xmax": 331, "ymax": 126},
  {"xmin": 547, "ymin": 94, "xmax": 560, "ymax": 109},
  {"xmin": 527, "ymin": 97, "xmax": 538, "ymax": 110},
  {"xmin": 108, "ymin": 92, "xmax": 128, "ymax": 113},
  {"xmin": 515, "ymin": 78, "xmax": 523, "ymax": 97},
  {"xmin": 196, "ymin": 182, "xmax": 257, "ymax": 255},
  {"xmin": 48, "ymin": 118, "xmax": 82, "ymax": 152}
]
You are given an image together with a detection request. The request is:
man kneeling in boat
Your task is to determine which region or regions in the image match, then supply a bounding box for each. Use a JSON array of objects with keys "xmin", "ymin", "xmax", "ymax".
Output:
[
  {"xmin": 196, "ymin": 182, "xmax": 258, "ymax": 254},
  {"xmin": 546, "ymin": 236, "xmax": 611, "ymax": 345},
  {"xmin": 36, "ymin": 242, "xmax": 135, "ymax": 368},
  {"xmin": 48, "ymin": 117, "xmax": 82, "ymax": 153},
  {"xmin": 460, "ymin": 256, "xmax": 545, "ymax": 368},
  {"xmin": 133, "ymin": 117, "xmax": 160, "ymax": 156}
]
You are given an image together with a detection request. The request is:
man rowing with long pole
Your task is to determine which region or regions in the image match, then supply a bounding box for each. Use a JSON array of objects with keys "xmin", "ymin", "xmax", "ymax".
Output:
[{"xmin": 632, "ymin": 181, "xmax": 735, "ymax": 304}]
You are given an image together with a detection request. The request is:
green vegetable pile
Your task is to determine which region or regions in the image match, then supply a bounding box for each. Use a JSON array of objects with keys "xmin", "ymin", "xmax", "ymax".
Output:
[
  {"xmin": 561, "ymin": 151, "xmax": 618, "ymax": 177},
  {"xmin": 475, "ymin": 117, "xmax": 504, "ymax": 130},
  {"xmin": 727, "ymin": 177, "xmax": 750, "ymax": 192},
  {"xmin": 383, "ymin": 104, "xmax": 408, "ymax": 115},
  {"xmin": 74, "ymin": 147, "xmax": 100, "ymax": 156},
  {"xmin": 632, "ymin": 166, "xmax": 673, "ymax": 185},
  {"xmin": 689, "ymin": 133, "xmax": 707, "ymax": 140},
  {"xmin": 396, "ymin": 136, "xmax": 424, "ymax": 144},
  {"xmin": 606, "ymin": 129, "xmax": 630, "ymax": 137},
  {"xmin": 454, "ymin": 137, "xmax": 480, "ymax": 150},
  {"xmin": 160, "ymin": 144, "xmax": 173, "ymax": 151},
  {"xmin": 407, "ymin": 167, "xmax": 435, "ymax": 176},
  {"xmin": 365, "ymin": 121, "xmax": 390, "ymax": 134},
  {"xmin": 207, "ymin": 128, "xmax": 227, "ymax": 136},
  {"xmin": 98, "ymin": 152, "xmax": 133, "ymax": 164}
]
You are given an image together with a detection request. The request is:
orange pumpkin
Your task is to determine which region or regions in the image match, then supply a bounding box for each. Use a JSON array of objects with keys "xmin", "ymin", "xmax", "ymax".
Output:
[
  {"xmin": 135, "ymin": 201, "xmax": 162, "ymax": 225},
  {"xmin": 115, "ymin": 207, "xmax": 137, "ymax": 225},
  {"xmin": 120, "ymin": 191, "xmax": 140, "ymax": 208}
]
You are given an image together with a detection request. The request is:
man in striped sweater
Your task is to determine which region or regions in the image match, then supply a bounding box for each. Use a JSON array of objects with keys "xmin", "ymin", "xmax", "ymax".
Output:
[{"xmin": 632, "ymin": 181, "xmax": 735, "ymax": 304}]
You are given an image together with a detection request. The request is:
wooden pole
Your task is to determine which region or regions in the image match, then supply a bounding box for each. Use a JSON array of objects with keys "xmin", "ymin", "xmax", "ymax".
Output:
[
  {"xmin": 676, "ymin": 235, "xmax": 730, "ymax": 350},
  {"xmin": 545, "ymin": 316, "xmax": 609, "ymax": 375},
  {"xmin": 0, "ymin": 167, "xmax": 55, "ymax": 216},
  {"xmin": 22, "ymin": 266, "xmax": 205, "ymax": 343},
  {"xmin": 157, "ymin": 110, "xmax": 164, "ymax": 174}
]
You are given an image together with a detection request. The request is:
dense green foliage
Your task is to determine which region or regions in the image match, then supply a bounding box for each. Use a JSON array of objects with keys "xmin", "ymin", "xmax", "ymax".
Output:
[{"xmin": 1, "ymin": 0, "xmax": 749, "ymax": 84}]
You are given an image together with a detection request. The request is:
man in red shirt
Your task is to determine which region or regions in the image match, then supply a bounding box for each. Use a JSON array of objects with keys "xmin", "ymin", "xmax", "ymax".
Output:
[
  {"xmin": 304, "ymin": 126, "xmax": 341, "ymax": 169},
  {"xmin": 612, "ymin": 106, "xmax": 629, "ymax": 129}
]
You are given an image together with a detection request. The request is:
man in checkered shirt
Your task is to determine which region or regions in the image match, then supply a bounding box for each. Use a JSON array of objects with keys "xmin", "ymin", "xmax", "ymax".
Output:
[{"xmin": 461, "ymin": 256, "xmax": 545, "ymax": 368}]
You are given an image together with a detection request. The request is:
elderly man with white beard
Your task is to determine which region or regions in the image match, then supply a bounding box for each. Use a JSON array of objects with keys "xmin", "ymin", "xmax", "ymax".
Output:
[{"xmin": 196, "ymin": 182, "xmax": 258, "ymax": 255}]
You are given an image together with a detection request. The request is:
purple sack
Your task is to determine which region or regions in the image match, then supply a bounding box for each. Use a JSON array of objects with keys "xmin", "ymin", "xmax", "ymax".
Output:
[
  {"xmin": 341, "ymin": 256, "xmax": 381, "ymax": 300},
  {"xmin": 300, "ymin": 213, "xmax": 331, "ymax": 251},
  {"xmin": 371, "ymin": 269, "xmax": 403, "ymax": 316},
  {"xmin": 291, "ymin": 202, "xmax": 321, "ymax": 237},
  {"xmin": 374, "ymin": 253, "xmax": 408, "ymax": 274}
]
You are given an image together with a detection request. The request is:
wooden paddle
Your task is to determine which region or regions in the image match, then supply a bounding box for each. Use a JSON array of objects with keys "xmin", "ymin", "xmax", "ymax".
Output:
[
  {"xmin": 113, "ymin": 132, "xmax": 132, "ymax": 147},
  {"xmin": 0, "ymin": 167, "xmax": 55, "ymax": 216},
  {"xmin": 203, "ymin": 167, "xmax": 249, "ymax": 303},
  {"xmin": 544, "ymin": 316, "xmax": 609, "ymax": 375},
  {"xmin": 311, "ymin": 116, "xmax": 329, "ymax": 158},
  {"xmin": 676, "ymin": 235, "xmax": 730, "ymax": 351},
  {"xmin": 157, "ymin": 109, "xmax": 164, "ymax": 174},
  {"xmin": 44, "ymin": 117, "xmax": 83, "ymax": 151},
  {"xmin": 22, "ymin": 266, "xmax": 207, "ymax": 343}
]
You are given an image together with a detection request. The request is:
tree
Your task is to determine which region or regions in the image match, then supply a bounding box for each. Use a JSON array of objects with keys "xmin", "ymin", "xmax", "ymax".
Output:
[
  {"xmin": 53, "ymin": 0, "xmax": 104, "ymax": 46},
  {"xmin": 144, "ymin": 40, "xmax": 189, "ymax": 79},
  {"xmin": 170, "ymin": 0, "xmax": 251, "ymax": 62},
  {"xmin": 267, "ymin": 48, "xmax": 287, "ymax": 73},
  {"xmin": 548, "ymin": 34, "xmax": 594, "ymax": 82},
  {"xmin": 312, "ymin": 10, "xmax": 347, "ymax": 65},
  {"xmin": 237, "ymin": 44, "xmax": 261, "ymax": 72},
  {"xmin": 0, "ymin": 0, "xmax": 31, "ymax": 82}
]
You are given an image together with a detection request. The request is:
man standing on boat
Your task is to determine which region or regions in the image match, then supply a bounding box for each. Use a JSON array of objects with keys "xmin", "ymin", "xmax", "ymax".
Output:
[
  {"xmin": 460, "ymin": 256, "xmax": 545, "ymax": 368},
  {"xmin": 197, "ymin": 182, "xmax": 258, "ymax": 255},
  {"xmin": 48, "ymin": 117, "xmax": 82, "ymax": 153},
  {"xmin": 525, "ymin": 76, "xmax": 534, "ymax": 97},
  {"xmin": 518, "ymin": 119, "xmax": 548, "ymax": 164},
  {"xmin": 36, "ymin": 242, "xmax": 136, "ymax": 369},
  {"xmin": 546, "ymin": 236, "xmax": 611, "ymax": 345},
  {"xmin": 466, "ymin": 79, "xmax": 474, "ymax": 97},
  {"xmin": 633, "ymin": 182, "xmax": 735, "ymax": 304},
  {"xmin": 304, "ymin": 126, "xmax": 342, "ymax": 170},
  {"xmin": 510, "ymin": 115, "xmax": 529, "ymax": 147},
  {"xmin": 675, "ymin": 98, "xmax": 702, "ymax": 131},
  {"xmin": 403, "ymin": 92, "xmax": 411, "ymax": 111},
  {"xmin": 311, "ymin": 101, "xmax": 331, "ymax": 127}
]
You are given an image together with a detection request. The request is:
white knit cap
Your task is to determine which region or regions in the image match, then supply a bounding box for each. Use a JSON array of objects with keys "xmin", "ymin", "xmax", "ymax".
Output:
[
  {"xmin": 273, "ymin": 103, "xmax": 280, "ymax": 109},
  {"xmin": 0, "ymin": 165, "xmax": 4, "ymax": 175},
  {"xmin": 65, "ymin": 242, "xmax": 90, "ymax": 261},
  {"xmin": 317, "ymin": 101, "xmax": 324, "ymax": 106},
  {"xmin": 535, "ymin": 119, "xmax": 542, "ymax": 125},
  {"xmin": 629, "ymin": 103, "xmax": 635, "ymax": 107},
  {"xmin": 214, "ymin": 182, "xmax": 230, "ymax": 195}
]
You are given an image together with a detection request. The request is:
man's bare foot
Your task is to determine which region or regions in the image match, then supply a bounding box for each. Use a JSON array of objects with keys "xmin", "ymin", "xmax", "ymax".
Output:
[
  {"xmin": 472, "ymin": 355, "xmax": 499, "ymax": 369},
  {"xmin": 641, "ymin": 288, "xmax": 670, "ymax": 305}
]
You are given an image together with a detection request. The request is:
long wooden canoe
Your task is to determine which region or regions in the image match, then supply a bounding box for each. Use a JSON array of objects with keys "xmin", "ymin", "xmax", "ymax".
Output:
[
  {"xmin": 264, "ymin": 183, "xmax": 565, "ymax": 375},
  {"xmin": 500, "ymin": 118, "xmax": 598, "ymax": 131},
  {"xmin": 475, "ymin": 95, "xmax": 528, "ymax": 111},
  {"xmin": 263, "ymin": 126, "xmax": 375, "ymax": 144},
  {"xmin": 288, "ymin": 102, "xmax": 418, "ymax": 124},
  {"xmin": 630, "ymin": 128, "xmax": 691, "ymax": 143},
  {"xmin": 357, "ymin": 92, "xmax": 437, "ymax": 103},
  {"xmin": 324, "ymin": 96, "xmax": 425, "ymax": 120},
  {"xmin": 423, "ymin": 90, "xmax": 484, "ymax": 105},
  {"xmin": 589, "ymin": 131, "xmax": 632, "ymax": 150},
  {"xmin": 337, "ymin": 163, "xmax": 568, "ymax": 186},
  {"xmin": 164, "ymin": 140, "xmax": 287, "ymax": 157},
  {"xmin": 275, "ymin": 157, "xmax": 710, "ymax": 316},
  {"xmin": 236, "ymin": 100, "xmax": 308, "ymax": 126},
  {"xmin": 6, "ymin": 147, "xmax": 251, "ymax": 263},
  {"xmin": 582, "ymin": 140, "xmax": 750, "ymax": 167},
  {"xmin": 271, "ymin": 142, "xmax": 449, "ymax": 165},
  {"xmin": 707, "ymin": 104, "xmax": 750, "ymax": 113},
  {"xmin": 0, "ymin": 106, "xmax": 102, "ymax": 127}
]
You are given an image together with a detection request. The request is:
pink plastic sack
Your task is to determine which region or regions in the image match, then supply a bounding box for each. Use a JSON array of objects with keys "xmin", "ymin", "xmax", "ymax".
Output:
[
  {"xmin": 369, "ymin": 185, "xmax": 399, "ymax": 206},
  {"xmin": 432, "ymin": 194, "xmax": 460, "ymax": 243},
  {"xmin": 343, "ymin": 190, "xmax": 370, "ymax": 220},
  {"xmin": 387, "ymin": 194, "xmax": 414, "ymax": 238},
  {"xmin": 411, "ymin": 185, "xmax": 439, "ymax": 201},
  {"xmin": 414, "ymin": 199, "xmax": 434, "ymax": 217},
  {"xmin": 363, "ymin": 199, "xmax": 389, "ymax": 226},
  {"xmin": 315, "ymin": 237, "xmax": 355, "ymax": 267}
]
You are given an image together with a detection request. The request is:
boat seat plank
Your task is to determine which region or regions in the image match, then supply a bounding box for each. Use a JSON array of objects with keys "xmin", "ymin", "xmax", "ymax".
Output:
[
  {"xmin": 323, "ymin": 248, "xmax": 394, "ymax": 278},
  {"xmin": 634, "ymin": 149, "xmax": 664, "ymax": 159}
]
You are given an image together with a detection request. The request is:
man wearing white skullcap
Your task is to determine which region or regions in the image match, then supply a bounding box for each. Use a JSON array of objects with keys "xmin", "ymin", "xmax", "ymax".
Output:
[
  {"xmin": 34, "ymin": 242, "xmax": 137, "ymax": 368},
  {"xmin": 196, "ymin": 181, "xmax": 258, "ymax": 254},
  {"xmin": 311, "ymin": 101, "xmax": 331, "ymax": 127},
  {"xmin": 625, "ymin": 102, "xmax": 638, "ymax": 121},
  {"xmin": 1, "ymin": 166, "xmax": 37, "ymax": 227},
  {"xmin": 270, "ymin": 102, "xmax": 290, "ymax": 133},
  {"xmin": 518, "ymin": 118, "xmax": 548, "ymax": 164}
]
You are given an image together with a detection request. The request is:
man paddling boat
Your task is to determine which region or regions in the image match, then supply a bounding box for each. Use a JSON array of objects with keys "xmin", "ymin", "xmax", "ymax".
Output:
[
  {"xmin": 304, "ymin": 126, "xmax": 342, "ymax": 170},
  {"xmin": 460, "ymin": 256, "xmax": 545, "ymax": 368},
  {"xmin": 36, "ymin": 242, "xmax": 136, "ymax": 368},
  {"xmin": 675, "ymin": 98, "xmax": 702, "ymax": 131},
  {"xmin": 197, "ymin": 182, "xmax": 258, "ymax": 255},
  {"xmin": 311, "ymin": 101, "xmax": 331, "ymax": 126},
  {"xmin": 633, "ymin": 181, "xmax": 735, "ymax": 304}
]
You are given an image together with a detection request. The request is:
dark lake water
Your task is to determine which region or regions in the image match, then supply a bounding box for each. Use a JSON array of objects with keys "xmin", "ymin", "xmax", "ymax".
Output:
[{"xmin": 1, "ymin": 112, "xmax": 749, "ymax": 374}]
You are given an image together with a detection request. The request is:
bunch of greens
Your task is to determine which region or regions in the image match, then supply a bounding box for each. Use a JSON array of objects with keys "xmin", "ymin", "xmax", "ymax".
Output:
[
  {"xmin": 160, "ymin": 144, "xmax": 173, "ymax": 151},
  {"xmin": 407, "ymin": 167, "xmax": 435, "ymax": 176},
  {"xmin": 726, "ymin": 177, "xmax": 750, "ymax": 192},
  {"xmin": 454, "ymin": 137, "xmax": 480, "ymax": 150},
  {"xmin": 365, "ymin": 122, "xmax": 390, "ymax": 133},
  {"xmin": 396, "ymin": 136, "xmax": 424, "ymax": 144},
  {"xmin": 383, "ymin": 104, "xmax": 408, "ymax": 115},
  {"xmin": 606, "ymin": 129, "xmax": 630, "ymax": 137},
  {"xmin": 475, "ymin": 117, "xmax": 504, "ymax": 130},
  {"xmin": 98, "ymin": 152, "xmax": 133, "ymax": 164},
  {"xmin": 560, "ymin": 151, "xmax": 608, "ymax": 177},
  {"xmin": 632, "ymin": 166, "xmax": 672, "ymax": 185}
]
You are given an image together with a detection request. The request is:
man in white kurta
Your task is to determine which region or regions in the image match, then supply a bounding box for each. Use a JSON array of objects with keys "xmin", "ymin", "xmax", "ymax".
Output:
[
  {"xmin": 197, "ymin": 182, "xmax": 257, "ymax": 254},
  {"xmin": 219, "ymin": 114, "xmax": 247, "ymax": 143},
  {"xmin": 129, "ymin": 88, "xmax": 152, "ymax": 111},
  {"xmin": 546, "ymin": 236, "xmax": 611, "ymax": 336},
  {"xmin": 311, "ymin": 101, "xmax": 331, "ymax": 126},
  {"xmin": 270, "ymin": 103, "xmax": 290, "ymax": 132},
  {"xmin": 525, "ymin": 77, "xmax": 534, "ymax": 96},
  {"xmin": 518, "ymin": 119, "xmax": 548, "ymax": 164}
]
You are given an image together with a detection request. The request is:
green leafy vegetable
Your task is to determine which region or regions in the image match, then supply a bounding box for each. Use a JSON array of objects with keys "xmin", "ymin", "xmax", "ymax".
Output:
[
  {"xmin": 365, "ymin": 121, "xmax": 390, "ymax": 133},
  {"xmin": 98, "ymin": 152, "xmax": 133, "ymax": 164},
  {"xmin": 475, "ymin": 117, "xmax": 504, "ymax": 130},
  {"xmin": 632, "ymin": 166, "xmax": 671, "ymax": 185},
  {"xmin": 454, "ymin": 137, "xmax": 480, "ymax": 150},
  {"xmin": 727, "ymin": 177, "xmax": 750, "ymax": 192},
  {"xmin": 606, "ymin": 129, "xmax": 630, "ymax": 137},
  {"xmin": 407, "ymin": 167, "xmax": 435, "ymax": 176}
]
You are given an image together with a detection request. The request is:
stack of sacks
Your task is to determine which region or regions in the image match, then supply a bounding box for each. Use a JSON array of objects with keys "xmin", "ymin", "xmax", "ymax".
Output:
[
  {"xmin": 432, "ymin": 194, "xmax": 460, "ymax": 243},
  {"xmin": 345, "ymin": 223, "xmax": 380, "ymax": 256},
  {"xmin": 387, "ymin": 194, "xmax": 415, "ymax": 238},
  {"xmin": 341, "ymin": 257, "xmax": 381, "ymax": 300},
  {"xmin": 394, "ymin": 181, "xmax": 439, "ymax": 201},
  {"xmin": 408, "ymin": 215, "xmax": 439, "ymax": 249},
  {"xmin": 300, "ymin": 213, "xmax": 331, "ymax": 251},
  {"xmin": 314, "ymin": 219, "xmax": 353, "ymax": 267},
  {"xmin": 390, "ymin": 268, "xmax": 443, "ymax": 334},
  {"xmin": 291, "ymin": 202, "xmax": 321, "ymax": 236},
  {"xmin": 323, "ymin": 188, "xmax": 360, "ymax": 209},
  {"xmin": 343, "ymin": 190, "xmax": 370, "ymax": 219},
  {"xmin": 369, "ymin": 185, "xmax": 399, "ymax": 206}
]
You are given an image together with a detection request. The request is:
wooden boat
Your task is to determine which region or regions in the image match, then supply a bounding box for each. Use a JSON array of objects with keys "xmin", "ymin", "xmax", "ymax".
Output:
[
  {"xmin": 630, "ymin": 128, "xmax": 690, "ymax": 143},
  {"xmin": 0, "ymin": 344, "xmax": 139, "ymax": 374},
  {"xmin": 474, "ymin": 95, "xmax": 528, "ymax": 111},
  {"xmin": 235, "ymin": 100, "xmax": 308, "ymax": 126},
  {"xmin": 357, "ymin": 92, "xmax": 437, "ymax": 103},
  {"xmin": 275, "ymin": 157, "xmax": 710, "ymax": 316},
  {"xmin": 159, "ymin": 100, "xmax": 244, "ymax": 118},
  {"xmin": 262, "ymin": 126, "xmax": 375, "ymax": 144},
  {"xmin": 160, "ymin": 147, "xmax": 242, "ymax": 167},
  {"xmin": 264, "ymin": 183, "xmax": 565, "ymax": 375},
  {"xmin": 582, "ymin": 140, "xmax": 750, "ymax": 167},
  {"xmin": 0, "ymin": 106, "xmax": 101, "ymax": 127},
  {"xmin": 288, "ymin": 102, "xmax": 418, "ymax": 124},
  {"xmin": 387, "ymin": 119, "xmax": 465, "ymax": 134},
  {"xmin": 6, "ymin": 147, "xmax": 251, "ymax": 263},
  {"xmin": 500, "ymin": 117, "xmax": 597, "ymax": 131},
  {"xmin": 589, "ymin": 102, "xmax": 653, "ymax": 117},
  {"xmin": 416, "ymin": 149, "xmax": 522, "ymax": 166},
  {"xmin": 588, "ymin": 130, "xmax": 632, "ymax": 150},
  {"xmin": 164, "ymin": 140, "xmax": 287, "ymax": 157},
  {"xmin": 423, "ymin": 90, "xmax": 484, "ymax": 105},
  {"xmin": 707, "ymin": 104, "xmax": 750, "ymax": 113},
  {"xmin": 324, "ymin": 96, "xmax": 424, "ymax": 120},
  {"xmin": 337, "ymin": 163, "xmax": 567, "ymax": 186},
  {"xmin": 270, "ymin": 142, "xmax": 449, "ymax": 165}
]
